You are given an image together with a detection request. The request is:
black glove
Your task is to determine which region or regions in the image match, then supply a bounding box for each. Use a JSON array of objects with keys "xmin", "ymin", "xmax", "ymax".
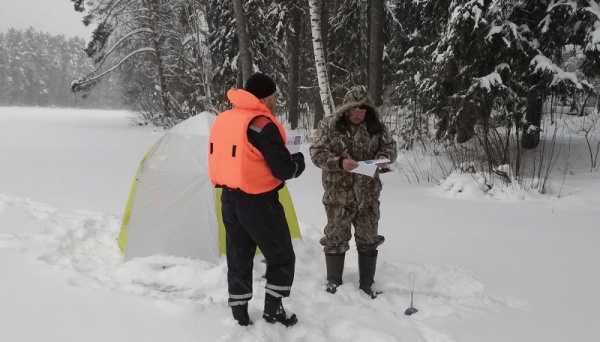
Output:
[
  {"xmin": 291, "ymin": 152, "xmax": 304, "ymax": 161},
  {"xmin": 379, "ymin": 166, "xmax": 391, "ymax": 173},
  {"xmin": 292, "ymin": 152, "xmax": 305, "ymax": 178}
]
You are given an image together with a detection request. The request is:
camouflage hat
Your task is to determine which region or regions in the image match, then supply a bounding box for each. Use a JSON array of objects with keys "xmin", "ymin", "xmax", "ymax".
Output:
[{"xmin": 342, "ymin": 85, "xmax": 372, "ymax": 106}]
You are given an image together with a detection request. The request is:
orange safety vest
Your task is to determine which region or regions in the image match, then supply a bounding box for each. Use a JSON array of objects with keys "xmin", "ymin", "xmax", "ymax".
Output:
[{"xmin": 208, "ymin": 89, "xmax": 287, "ymax": 194}]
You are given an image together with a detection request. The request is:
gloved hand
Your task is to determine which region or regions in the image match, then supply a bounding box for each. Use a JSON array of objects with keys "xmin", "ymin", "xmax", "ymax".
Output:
[
  {"xmin": 379, "ymin": 166, "xmax": 391, "ymax": 173},
  {"xmin": 292, "ymin": 152, "xmax": 305, "ymax": 178},
  {"xmin": 291, "ymin": 152, "xmax": 304, "ymax": 161}
]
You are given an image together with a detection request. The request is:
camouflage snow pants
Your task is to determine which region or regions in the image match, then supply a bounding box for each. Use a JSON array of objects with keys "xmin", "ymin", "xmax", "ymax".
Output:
[{"xmin": 320, "ymin": 201, "xmax": 384, "ymax": 255}]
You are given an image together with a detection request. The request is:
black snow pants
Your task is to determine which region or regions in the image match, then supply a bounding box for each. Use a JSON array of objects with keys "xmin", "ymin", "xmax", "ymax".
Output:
[{"xmin": 221, "ymin": 187, "xmax": 296, "ymax": 308}]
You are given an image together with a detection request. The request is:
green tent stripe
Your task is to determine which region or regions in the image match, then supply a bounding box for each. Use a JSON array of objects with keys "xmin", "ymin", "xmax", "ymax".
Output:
[{"xmin": 117, "ymin": 142, "xmax": 159, "ymax": 253}]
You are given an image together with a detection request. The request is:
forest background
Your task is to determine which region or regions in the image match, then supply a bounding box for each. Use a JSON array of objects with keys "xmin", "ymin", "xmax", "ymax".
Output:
[{"xmin": 2, "ymin": 0, "xmax": 600, "ymax": 179}]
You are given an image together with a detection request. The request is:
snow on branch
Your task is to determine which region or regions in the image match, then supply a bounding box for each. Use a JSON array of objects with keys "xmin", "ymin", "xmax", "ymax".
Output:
[
  {"xmin": 470, "ymin": 71, "xmax": 503, "ymax": 93},
  {"xmin": 486, "ymin": 25, "xmax": 503, "ymax": 42},
  {"xmin": 92, "ymin": 28, "xmax": 153, "ymax": 71},
  {"xmin": 72, "ymin": 47, "xmax": 155, "ymax": 90},
  {"xmin": 450, "ymin": 0, "xmax": 487, "ymax": 29},
  {"xmin": 585, "ymin": 0, "xmax": 600, "ymax": 19},
  {"xmin": 486, "ymin": 22, "xmax": 521, "ymax": 47},
  {"xmin": 582, "ymin": 3, "xmax": 600, "ymax": 51},
  {"xmin": 585, "ymin": 26, "xmax": 600, "ymax": 52},
  {"xmin": 531, "ymin": 54, "xmax": 593, "ymax": 90},
  {"xmin": 542, "ymin": 1, "xmax": 578, "ymax": 34},
  {"xmin": 547, "ymin": 0, "xmax": 577, "ymax": 13}
]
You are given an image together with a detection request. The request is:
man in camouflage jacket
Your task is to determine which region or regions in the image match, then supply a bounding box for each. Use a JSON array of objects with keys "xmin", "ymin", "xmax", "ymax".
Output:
[{"xmin": 310, "ymin": 86, "xmax": 397, "ymax": 298}]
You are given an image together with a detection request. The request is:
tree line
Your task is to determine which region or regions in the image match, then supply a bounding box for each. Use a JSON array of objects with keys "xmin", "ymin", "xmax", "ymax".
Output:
[
  {"xmin": 70, "ymin": 0, "xmax": 600, "ymax": 152},
  {"xmin": 0, "ymin": 28, "xmax": 123, "ymax": 109}
]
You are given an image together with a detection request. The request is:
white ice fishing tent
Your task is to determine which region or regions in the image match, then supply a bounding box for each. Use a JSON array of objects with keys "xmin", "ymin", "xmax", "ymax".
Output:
[
  {"xmin": 119, "ymin": 112, "xmax": 220, "ymax": 262},
  {"xmin": 118, "ymin": 112, "xmax": 301, "ymax": 264}
]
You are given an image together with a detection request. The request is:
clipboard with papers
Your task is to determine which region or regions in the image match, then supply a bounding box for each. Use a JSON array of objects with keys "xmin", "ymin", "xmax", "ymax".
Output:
[
  {"xmin": 351, "ymin": 158, "xmax": 391, "ymax": 177},
  {"xmin": 286, "ymin": 134, "xmax": 302, "ymax": 154}
]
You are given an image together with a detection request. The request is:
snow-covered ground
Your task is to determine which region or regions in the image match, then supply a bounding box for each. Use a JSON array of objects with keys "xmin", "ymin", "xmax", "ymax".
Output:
[{"xmin": 0, "ymin": 106, "xmax": 599, "ymax": 342}]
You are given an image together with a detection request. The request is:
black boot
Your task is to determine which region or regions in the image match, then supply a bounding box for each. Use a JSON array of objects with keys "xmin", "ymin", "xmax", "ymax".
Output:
[
  {"xmin": 358, "ymin": 250, "xmax": 381, "ymax": 299},
  {"xmin": 325, "ymin": 253, "xmax": 345, "ymax": 294},
  {"xmin": 263, "ymin": 294, "xmax": 298, "ymax": 327},
  {"xmin": 231, "ymin": 303, "xmax": 252, "ymax": 326}
]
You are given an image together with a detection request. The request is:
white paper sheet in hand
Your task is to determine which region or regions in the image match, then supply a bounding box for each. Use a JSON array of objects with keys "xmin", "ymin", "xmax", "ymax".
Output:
[
  {"xmin": 351, "ymin": 158, "xmax": 391, "ymax": 177},
  {"xmin": 286, "ymin": 134, "xmax": 302, "ymax": 154}
]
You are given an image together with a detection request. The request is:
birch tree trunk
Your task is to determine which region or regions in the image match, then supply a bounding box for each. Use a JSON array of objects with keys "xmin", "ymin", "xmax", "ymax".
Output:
[
  {"xmin": 312, "ymin": 0, "xmax": 329, "ymax": 127},
  {"xmin": 233, "ymin": 0, "xmax": 253, "ymax": 83},
  {"xmin": 308, "ymin": 0, "xmax": 334, "ymax": 117},
  {"xmin": 368, "ymin": 0, "xmax": 384, "ymax": 106}
]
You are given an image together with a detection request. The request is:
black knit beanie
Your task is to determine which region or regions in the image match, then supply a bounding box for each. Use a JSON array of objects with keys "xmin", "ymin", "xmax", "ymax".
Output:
[{"xmin": 244, "ymin": 73, "xmax": 276, "ymax": 99}]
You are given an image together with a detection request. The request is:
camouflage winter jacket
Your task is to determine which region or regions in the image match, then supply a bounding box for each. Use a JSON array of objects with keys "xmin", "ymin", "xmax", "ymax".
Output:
[{"xmin": 310, "ymin": 86, "xmax": 397, "ymax": 209}]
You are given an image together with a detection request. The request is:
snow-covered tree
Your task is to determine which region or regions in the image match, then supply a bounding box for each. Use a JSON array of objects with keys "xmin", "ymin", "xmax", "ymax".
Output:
[
  {"xmin": 368, "ymin": 0, "xmax": 385, "ymax": 106},
  {"xmin": 420, "ymin": 0, "xmax": 599, "ymax": 152},
  {"xmin": 287, "ymin": 2, "xmax": 302, "ymax": 128},
  {"xmin": 309, "ymin": 0, "xmax": 334, "ymax": 116},
  {"xmin": 72, "ymin": 0, "xmax": 221, "ymax": 125},
  {"xmin": 233, "ymin": 0, "xmax": 253, "ymax": 81},
  {"xmin": 384, "ymin": 0, "xmax": 450, "ymax": 148},
  {"xmin": 0, "ymin": 28, "xmax": 119, "ymax": 108},
  {"xmin": 327, "ymin": 0, "xmax": 369, "ymax": 100}
]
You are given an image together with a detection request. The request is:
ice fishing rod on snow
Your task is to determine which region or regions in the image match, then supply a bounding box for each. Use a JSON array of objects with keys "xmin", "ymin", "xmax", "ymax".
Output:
[{"xmin": 404, "ymin": 272, "xmax": 418, "ymax": 316}]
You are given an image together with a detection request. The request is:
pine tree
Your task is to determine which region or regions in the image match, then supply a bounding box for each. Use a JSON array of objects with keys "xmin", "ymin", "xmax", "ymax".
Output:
[
  {"xmin": 424, "ymin": 0, "xmax": 599, "ymax": 151},
  {"xmin": 206, "ymin": 0, "xmax": 238, "ymax": 107},
  {"xmin": 328, "ymin": 0, "xmax": 369, "ymax": 100},
  {"xmin": 0, "ymin": 27, "xmax": 120, "ymax": 108},
  {"xmin": 0, "ymin": 33, "xmax": 9, "ymax": 105}
]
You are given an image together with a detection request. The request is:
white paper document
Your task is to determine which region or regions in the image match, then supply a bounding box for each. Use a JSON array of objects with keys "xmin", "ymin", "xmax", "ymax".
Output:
[
  {"xmin": 351, "ymin": 158, "xmax": 391, "ymax": 177},
  {"xmin": 286, "ymin": 134, "xmax": 302, "ymax": 154}
]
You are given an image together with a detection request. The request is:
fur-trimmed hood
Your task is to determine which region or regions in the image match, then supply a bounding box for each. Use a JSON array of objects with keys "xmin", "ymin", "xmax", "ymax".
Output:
[
  {"xmin": 310, "ymin": 85, "xmax": 397, "ymax": 210},
  {"xmin": 332, "ymin": 85, "xmax": 383, "ymax": 136}
]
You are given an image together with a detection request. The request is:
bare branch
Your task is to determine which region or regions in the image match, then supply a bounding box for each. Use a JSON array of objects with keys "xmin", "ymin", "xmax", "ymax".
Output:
[
  {"xmin": 74, "ymin": 47, "xmax": 155, "ymax": 88},
  {"xmin": 92, "ymin": 28, "xmax": 153, "ymax": 73}
]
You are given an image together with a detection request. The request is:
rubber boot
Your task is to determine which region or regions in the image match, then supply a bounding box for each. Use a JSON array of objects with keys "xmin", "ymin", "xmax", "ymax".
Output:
[
  {"xmin": 358, "ymin": 250, "xmax": 381, "ymax": 299},
  {"xmin": 231, "ymin": 303, "xmax": 252, "ymax": 326},
  {"xmin": 262, "ymin": 293, "xmax": 298, "ymax": 327},
  {"xmin": 325, "ymin": 253, "xmax": 345, "ymax": 294}
]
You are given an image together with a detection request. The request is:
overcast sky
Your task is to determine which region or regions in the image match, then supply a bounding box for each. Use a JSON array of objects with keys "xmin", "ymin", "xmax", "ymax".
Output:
[{"xmin": 0, "ymin": 0, "xmax": 92, "ymax": 39}]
